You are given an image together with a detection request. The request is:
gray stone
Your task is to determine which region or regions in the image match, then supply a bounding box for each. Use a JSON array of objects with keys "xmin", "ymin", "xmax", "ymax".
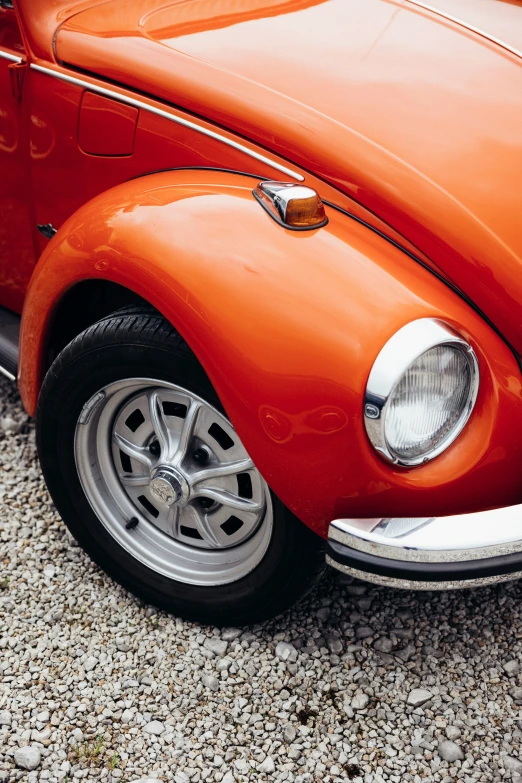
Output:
[
  {"xmin": 221, "ymin": 628, "xmax": 242, "ymax": 642},
  {"xmin": 438, "ymin": 740, "xmax": 464, "ymax": 762},
  {"xmin": 259, "ymin": 756, "xmax": 275, "ymax": 773},
  {"xmin": 445, "ymin": 726, "xmax": 461, "ymax": 741},
  {"xmin": 504, "ymin": 660, "xmax": 519, "ymax": 676},
  {"xmin": 283, "ymin": 724, "xmax": 296, "ymax": 743},
  {"xmin": 201, "ymin": 674, "xmax": 219, "ymax": 691},
  {"xmin": 351, "ymin": 692, "xmax": 369, "ymax": 710},
  {"xmin": 275, "ymin": 642, "xmax": 296, "ymax": 661},
  {"xmin": 373, "ymin": 637, "xmax": 393, "ymax": 653},
  {"xmin": 143, "ymin": 720, "xmax": 165, "ymax": 736},
  {"xmin": 510, "ymin": 687, "xmax": 522, "ymax": 701},
  {"xmin": 355, "ymin": 626, "xmax": 373, "ymax": 640},
  {"xmin": 204, "ymin": 637, "xmax": 229, "ymax": 656},
  {"xmin": 502, "ymin": 755, "xmax": 522, "ymax": 774},
  {"xmin": 395, "ymin": 644, "xmax": 416, "ymax": 662},
  {"xmin": 407, "ymin": 689, "xmax": 433, "ymax": 707},
  {"xmin": 0, "ymin": 710, "xmax": 11, "ymax": 726},
  {"xmin": 83, "ymin": 655, "xmax": 98, "ymax": 672},
  {"xmin": 14, "ymin": 746, "xmax": 42, "ymax": 771},
  {"xmin": 325, "ymin": 635, "xmax": 343, "ymax": 654}
]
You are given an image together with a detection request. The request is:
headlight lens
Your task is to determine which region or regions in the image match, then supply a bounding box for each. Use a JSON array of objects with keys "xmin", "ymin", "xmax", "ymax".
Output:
[{"xmin": 364, "ymin": 320, "xmax": 479, "ymax": 466}]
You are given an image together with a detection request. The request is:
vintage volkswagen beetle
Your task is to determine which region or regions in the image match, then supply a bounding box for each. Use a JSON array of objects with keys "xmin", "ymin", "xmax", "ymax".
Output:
[{"xmin": 2, "ymin": 0, "xmax": 522, "ymax": 623}]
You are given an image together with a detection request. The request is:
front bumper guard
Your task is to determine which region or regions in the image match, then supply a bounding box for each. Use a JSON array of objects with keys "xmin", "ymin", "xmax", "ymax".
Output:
[{"xmin": 326, "ymin": 506, "xmax": 522, "ymax": 589}]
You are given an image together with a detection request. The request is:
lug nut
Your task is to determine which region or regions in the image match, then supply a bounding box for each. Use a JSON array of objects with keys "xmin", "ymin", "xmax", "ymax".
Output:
[
  {"xmin": 149, "ymin": 440, "xmax": 161, "ymax": 456},
  {"xmin": 193, "ymin": 447, "xmax": 209, "ymax": 465}
]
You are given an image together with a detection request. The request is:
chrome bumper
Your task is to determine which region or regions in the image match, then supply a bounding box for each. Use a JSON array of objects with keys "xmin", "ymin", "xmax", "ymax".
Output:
[{"xmin": 326, "ymin": 506, "xmax": 522, "ymax": 589}]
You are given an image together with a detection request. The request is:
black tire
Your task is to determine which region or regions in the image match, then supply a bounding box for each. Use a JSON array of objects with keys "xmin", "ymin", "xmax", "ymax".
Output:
[{"xmin": 36, "ymin": 307, "xmax": 325, "ymax": 625}]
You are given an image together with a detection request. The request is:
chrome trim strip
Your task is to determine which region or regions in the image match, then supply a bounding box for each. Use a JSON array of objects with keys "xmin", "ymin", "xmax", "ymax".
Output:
[
  {"xmin": 329, "ymin": 508, "xmax": 522, "ymax": 564},
  {"xmin": 405, "ymin": 0, "xmax": 522, "ymax": 61},
  {"xmin": 0, "ymin": 364, "xmax": 16, "ymax": 382},
  {"xmin": 29, "ymin": 64, "xmax": 304, "ymax": 182},
  {"xmin": 326, "ymin": 557, "xmax": 522, "ymax": 591},
  {"xmin": 364, "ymin": 318, "xmax": 479, "ymax": 467},
  {"xmin": 0, "ymin": 51, "xmax": 23, "ymax": 64}
]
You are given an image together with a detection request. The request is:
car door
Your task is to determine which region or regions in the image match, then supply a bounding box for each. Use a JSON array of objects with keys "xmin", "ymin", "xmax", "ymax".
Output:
[{"xmin": 0, "ymin": 1, "xmax": 36, "ymax": 314}]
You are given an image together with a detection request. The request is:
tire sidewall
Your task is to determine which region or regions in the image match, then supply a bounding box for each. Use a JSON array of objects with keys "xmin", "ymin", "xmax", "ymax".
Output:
[{"xmin": 37, "ymin": 318, "xmax": 322, "ymax": 625}]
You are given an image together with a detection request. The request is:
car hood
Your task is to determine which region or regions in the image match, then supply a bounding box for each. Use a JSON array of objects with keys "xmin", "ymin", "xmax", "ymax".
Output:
[{"xmin": 55, "ymin": 0, "xmax": 522, "ymax": 353}]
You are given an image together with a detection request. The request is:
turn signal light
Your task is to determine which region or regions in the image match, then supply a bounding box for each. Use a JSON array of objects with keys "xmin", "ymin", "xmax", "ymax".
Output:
[{"xmin": 253, "ymin": 181, "xmax": 328, "ymax": 230}]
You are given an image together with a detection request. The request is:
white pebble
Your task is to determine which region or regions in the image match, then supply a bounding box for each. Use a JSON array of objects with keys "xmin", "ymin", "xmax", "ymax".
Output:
[
  {"xmin": 14, "ymin": 746, "xmax": 41, "ymax": 771},
  {"xmin": 143, "ymin": 720, "xmax": 165, "ymax": 736}
]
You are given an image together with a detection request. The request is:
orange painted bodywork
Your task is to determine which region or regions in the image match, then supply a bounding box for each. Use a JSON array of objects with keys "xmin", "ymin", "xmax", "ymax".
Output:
[
  {"xmin": 19, "ymin": 171, "xmax": 522, "ymax": 536},
  {"xmin": 2, "ymin": 0, "xmax": 522, "ymax": 536}
]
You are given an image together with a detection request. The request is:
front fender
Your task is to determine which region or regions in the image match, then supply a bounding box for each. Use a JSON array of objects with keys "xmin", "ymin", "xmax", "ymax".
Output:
[{"xmin": 20, "ymin": 170, "xmax": 522, "ymax": 536}]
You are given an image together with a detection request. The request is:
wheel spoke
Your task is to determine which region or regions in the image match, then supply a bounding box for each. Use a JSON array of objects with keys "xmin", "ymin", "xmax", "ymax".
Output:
[
  {"xmin": 192, "ymin": 486, "xmax": 264, "ymax": 513},
  {"xmin": 148, "ymin": 390, "xmax": 171, "ymax": 459},
  {"xmin": 113, "ymin": 432, "xmax": 153, "ymax": 472},
  {"xmin": 173, "ymin": 400, "xmax": 202, "ymax": 465},
  {"xmin": 167, "ymin": 505, "xmax": 180, "ymax": 539},
  {"xmin": 192, "ymin": 457, "xmax": 254, "ymax": 485},
  {"xmin": 185, "ymin": 504, "xmax": 228, "ymax": 548},
  {"xmin": 120, "ymin": 474, "xmax": 150, "ymax": 487}
]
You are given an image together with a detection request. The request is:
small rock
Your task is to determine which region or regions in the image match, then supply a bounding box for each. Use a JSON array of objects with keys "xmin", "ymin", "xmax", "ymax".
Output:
[
  {"xmin": 283, "ymin": 724, "xmax": 296, "ymax": 743},
  {"xmin": 316, "ymin": 607, "xmax": 330, "ymax": 622},
  {"xmin": 355, "ymin": 626, "xmax": 373, "ymax": 640},
  {"xmin": 275, "ymin": 642, "xmax": 296, "ymax": 661},
  {"xmin": 510, "ymin": 687, "xmax": 522, "ymax": 701},
  {"xmin": 445, "ymin": 726, "xmax": 461, "ymax": 741},
  {"xmin": 127, "ymin": 779, "xmax": 161, "ymax": 783},
  {"xmin": 325, "ymin": 635, "xmax": 343, "ymax": 654},
  {"xmin": 143, "ymin": 720, "xmax": 165, "ymax": 736},
  {"xmin": 407, "ymin": 689, "xmax": 433, "ymax": 707},
  {"xmin": 14, "ymin": 746, "xmax": 42, "ymax": 771},
  {"xmin": 43, "ymin": 566, "xmax": 55, "ymax": 578},
  {"xmin": 502, "ymin": 755, "xmax": 522, "ymax": 774},
  {"xmin": 216, "ymin": 657, "xmax": 232, "ymax": 672},
  {"xmin": 202, "ymin": 674, "xmax": 219, "ymax": 691},
  {"xmin": 221, "ymin": 628, "xmax": 242, "ymax": 642},
  {"xmin": 345, "ymin": 584, "xmax": 368, "ymax": 596},
  {"xmin": 504, "ymin": 660, "xmax": 519, "ymax": 676},
  {"xmin": 438, "ymin": 740, "xmax": 464, "ymax": 762},
  {"xmin": 395, "ymin": 644, "xmax": 416, "ymax": 662},
  {"xmin": 259, "ymin": 756, "xmax": 275, "ymax": 773},
  {"xmin": 351, "ymin": 692, "xmax": 369, "ymax": 710},
  {"xmin": 83, "ymin": 655, "xmax": 98, "ymax": 672},
  {"xmin": 116, "ymin": 640, "xmax": 132, "ymax": 653},
  {"xmin": 32, "ymin": 728, "xmax": 52, "ymax": 743},
  {"xmin": 373, "ymin": 637, "xmax": 393, "ymax": 653},
  {"xmin": 222, "ymin": 772, "xmax": 236, "ymax": 783},
  {"xmin": 121, "ymin": 709, "xmax": 134, "ymax": 724},
  {"xmin": 1, "ymin": 415, "xmax": 21, "ymax": 434},
  {"xmin": 204, "ymin": 637, "xmax": 228, "ymax": 656},
  {"xmin": 0, "ymin": 710, "xmax": 11, "ymax": 726}
]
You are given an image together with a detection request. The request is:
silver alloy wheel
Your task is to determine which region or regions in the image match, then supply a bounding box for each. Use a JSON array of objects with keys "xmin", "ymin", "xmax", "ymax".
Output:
[{"xmin": 74, "ymin": 379, "xmax": 273, "ymax": 586}]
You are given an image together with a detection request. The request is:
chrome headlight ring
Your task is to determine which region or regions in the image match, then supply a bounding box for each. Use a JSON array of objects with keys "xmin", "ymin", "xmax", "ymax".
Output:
[{"xmin": 364, "ymin": 319, "xmax": 480, "ymax": 467}]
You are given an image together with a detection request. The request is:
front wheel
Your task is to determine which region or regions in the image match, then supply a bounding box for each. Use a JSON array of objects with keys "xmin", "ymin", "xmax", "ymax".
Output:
[{"xmin": 36, "ymin": 307, "xmax": 324, "ymax": 625}]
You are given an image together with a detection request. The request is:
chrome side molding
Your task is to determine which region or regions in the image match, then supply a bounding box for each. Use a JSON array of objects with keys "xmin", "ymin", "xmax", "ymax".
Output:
[{"xmin": 29, "ymin": 64, "xmax": 304, "ymax": 183}]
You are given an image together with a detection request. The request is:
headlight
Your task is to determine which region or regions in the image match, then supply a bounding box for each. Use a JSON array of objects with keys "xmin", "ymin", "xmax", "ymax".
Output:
[{"xmin": 364, "ymin": 319, "xmax": 479, "ymax": 466}]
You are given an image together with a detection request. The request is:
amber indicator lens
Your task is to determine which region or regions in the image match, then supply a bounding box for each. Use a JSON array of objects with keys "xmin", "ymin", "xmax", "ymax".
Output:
[
  {"xmin": 285, "ymin": 194, "xmax": 326, "ymax": 227},
  {"xmin": 253, "ymin": 182, "xmax": 328, "ymax": 230}
]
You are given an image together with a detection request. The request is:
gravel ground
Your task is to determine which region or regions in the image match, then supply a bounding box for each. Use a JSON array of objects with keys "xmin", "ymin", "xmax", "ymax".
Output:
[{"xmin": 2, "ymin": 375, "xmax": 522, "ymax": 783}]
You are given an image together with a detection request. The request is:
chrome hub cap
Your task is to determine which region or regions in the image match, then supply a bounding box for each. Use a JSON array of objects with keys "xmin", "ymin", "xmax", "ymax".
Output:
[
  {"xmin": 149, "ymin": 467, "xmax": 187, "ymax": 507},
  {"xmin": 74, "ymin": 379, "xmax": 273, "ymax": 586}
]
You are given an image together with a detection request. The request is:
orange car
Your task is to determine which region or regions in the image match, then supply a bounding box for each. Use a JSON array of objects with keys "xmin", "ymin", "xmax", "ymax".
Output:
[{"xmin": 2, "ymin": 0, "xmax": 522, "ymax": 623}]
